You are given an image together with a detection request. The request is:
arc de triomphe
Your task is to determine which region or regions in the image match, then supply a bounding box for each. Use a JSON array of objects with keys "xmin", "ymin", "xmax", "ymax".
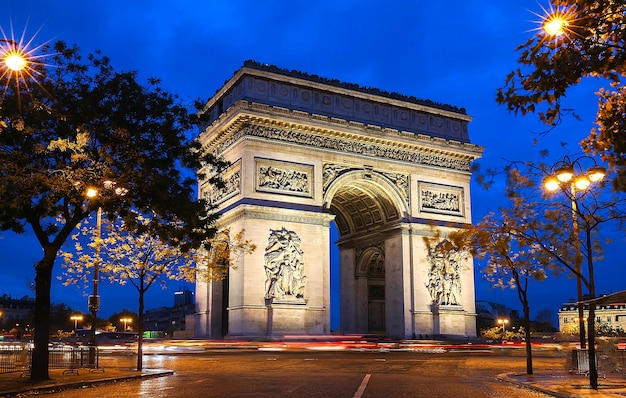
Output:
[{"xmin": 195, "ymin": 61, "xmax": 483, "ymax": 339}]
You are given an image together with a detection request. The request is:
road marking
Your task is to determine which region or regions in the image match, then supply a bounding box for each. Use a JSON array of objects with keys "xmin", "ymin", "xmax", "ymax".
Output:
[{"xmin": 353, "ymin": 374, "xmax": 371, "ymax": 398}]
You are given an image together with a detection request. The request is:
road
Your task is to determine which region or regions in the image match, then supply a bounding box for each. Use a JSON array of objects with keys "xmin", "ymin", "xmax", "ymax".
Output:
[{"xmin": 48, "ymin": 349, "xmax": 560, "ymax": 397}]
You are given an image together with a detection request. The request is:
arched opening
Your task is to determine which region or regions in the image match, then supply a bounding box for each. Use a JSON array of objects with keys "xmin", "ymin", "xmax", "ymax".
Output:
[{"xmin": 325, "ymin": 173, "xmax": 406, "ymax": 336}]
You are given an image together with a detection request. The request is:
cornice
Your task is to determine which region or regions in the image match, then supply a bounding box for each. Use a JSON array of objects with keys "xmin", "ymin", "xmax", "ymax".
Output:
[{"xmin": 199, "ymin": 101, "xmax": 483, "ymax": 172}]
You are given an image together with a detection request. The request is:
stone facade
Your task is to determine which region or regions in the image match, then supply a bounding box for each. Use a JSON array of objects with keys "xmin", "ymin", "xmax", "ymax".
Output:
[
  {"xmin": 195, "ymin": 62, "xmax": 483, "ymax": 339},
  {"xmin": 559, "ymin": 302, "xmax": 626, "ymax": 335}
]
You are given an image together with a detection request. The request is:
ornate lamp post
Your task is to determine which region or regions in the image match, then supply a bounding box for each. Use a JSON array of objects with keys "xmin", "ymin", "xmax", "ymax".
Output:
[
  {"xmin": 543, "ymin": 155, "xmax": 605, "ymax": 350},
  {"xmin": 543, "ymin": 155, "xmax": 605, "ymax": 389}
]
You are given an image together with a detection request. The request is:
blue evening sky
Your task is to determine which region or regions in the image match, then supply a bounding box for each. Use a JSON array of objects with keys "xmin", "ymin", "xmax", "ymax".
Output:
[{"xmin": 0, "ymin": 1, "xmax": 623, "ymax": 324}]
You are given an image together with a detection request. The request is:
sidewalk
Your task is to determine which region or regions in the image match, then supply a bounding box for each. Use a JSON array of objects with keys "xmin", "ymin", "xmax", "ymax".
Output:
[
  {"xmin": 499, "ymin": 372, "xmax": 626, "ymax": 397},
  {"xmin": 0, "ymin": 367, "xmax": 173, "ymax": 397}
]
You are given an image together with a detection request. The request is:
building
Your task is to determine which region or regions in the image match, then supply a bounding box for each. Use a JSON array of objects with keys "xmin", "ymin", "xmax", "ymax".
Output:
[
  {"xmin": 144, "ymin": 288, "xmax": 195, "ymax": 334},
  {"xmin": 0, "ymin": 295, "xmax": 35, "ymax": 328},
  {"xmin": 558, "ymin": 299, "xmax": 626, "ymax": 334},
  {"xmin": 195, "ymin": 61, "xmax": 483, "ymax": 339}
]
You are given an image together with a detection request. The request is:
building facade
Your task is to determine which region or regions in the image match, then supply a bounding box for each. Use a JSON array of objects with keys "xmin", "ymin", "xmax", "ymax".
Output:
[
  {"xmin": 195, "ymin": 61, "xmax": 483, "ymax": 339},
  {"xmin": 559, "ymin": 301, "xmax": 626, "ymax": 334},
  {"xmin": 144, "ymin": 288, "xmax": 195, "ymax": 334}
]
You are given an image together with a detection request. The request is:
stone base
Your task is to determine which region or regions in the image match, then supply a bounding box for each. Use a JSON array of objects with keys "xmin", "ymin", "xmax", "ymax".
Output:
[
  {"xmin": 413, "ymin": 305, "xmax": 475, "ymax": 338},
  {"xmin": 226, "ymin": 304, "xmax": 327, "ymax": 338}
]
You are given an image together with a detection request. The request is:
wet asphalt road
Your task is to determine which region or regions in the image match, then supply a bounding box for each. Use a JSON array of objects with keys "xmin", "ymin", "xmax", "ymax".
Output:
[{"xmin": 46, "ymin": 349, "xmax": 560, "ymax": 397}]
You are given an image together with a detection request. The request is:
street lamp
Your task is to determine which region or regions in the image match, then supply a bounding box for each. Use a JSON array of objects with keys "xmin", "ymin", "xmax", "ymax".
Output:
[
  {"xmin": 541, "ymin": 6, "xmax": 626, "ymax": 51},
  {"xmin": 70, "ymin": 314, "xmax": 83, "ymax": 334},
  {"xmin": 497, "ymin": 318, "xmax": 509, "ymax": 336},
  {"xmin": 0, "ymin": 39, "xmax": 28, "ymax": 72},
  {"xmin": 85, "ymin": 180, "xmax": 127, "ymax": 367},
  {"xmin": 543, "ymin": 155, "xmax": 606, "ymax": 350},
  {"xmin": 120, "ymin": 317, "xmax": 132, "ymax": 332},
  {"xmin": 85, "ymin": 187, "xmax": 102, "ymax": 367}
]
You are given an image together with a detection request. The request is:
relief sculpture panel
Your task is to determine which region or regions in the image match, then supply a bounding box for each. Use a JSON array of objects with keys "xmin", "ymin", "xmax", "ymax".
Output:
[
  {"xmin": 418, "ymin": 181, "xmax": 464, "ymax": 217},
  {"xmin": 256, "ymin": 158, "xmax": 313, "ymax": 198},
  {"xmin": 426, "ymin": 239, "xmax": 466, "ymax": 306},
  {"xmin": 264, "ymin": 227, "xmax": 306, "ymax": 303}
]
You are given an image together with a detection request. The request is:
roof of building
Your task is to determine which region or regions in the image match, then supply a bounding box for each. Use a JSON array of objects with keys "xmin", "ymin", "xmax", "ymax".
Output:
[{"xmin": 237, "ymin": 60, "xmax": 467, "ymax": 115}]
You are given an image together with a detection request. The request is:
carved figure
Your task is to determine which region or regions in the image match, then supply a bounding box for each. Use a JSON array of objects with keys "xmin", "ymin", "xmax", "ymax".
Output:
[
  {"xmin": 426, "ymin": 240, "xmax": 464, "ymax": 306},
  {"xmin": 264, "ymin": 227, "xmax": 306, "ymax": 300}
]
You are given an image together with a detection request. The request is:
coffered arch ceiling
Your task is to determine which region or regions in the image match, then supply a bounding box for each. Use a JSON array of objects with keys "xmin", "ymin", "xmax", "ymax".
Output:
[{"xmin": 329, "ymin": 181, "xmax": 400, "ymax": 237}]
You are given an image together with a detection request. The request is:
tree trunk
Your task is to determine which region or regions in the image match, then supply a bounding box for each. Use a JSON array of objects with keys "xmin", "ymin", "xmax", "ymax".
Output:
[
  {"xmin": 30, "ymin": 251, "xmax": 55, "ymax": 381},
  {"xmin": 137, "ymin": 287, "xmax": 144, "ymax": 371},
  {"xmin": 523, "ymin": 303, "xmax": 533, "ymax": 374},
  {"xmin": 588, "ymin": 304, "xmax": 598, "ymax": 389}
]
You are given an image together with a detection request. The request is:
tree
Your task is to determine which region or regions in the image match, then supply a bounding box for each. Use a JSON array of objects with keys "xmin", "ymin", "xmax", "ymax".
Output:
[
  {"xmin": 497, "ymin": 1, "xmax": 626, "ymax": 190},
  {"xmin": 61, "ymin": 213, "xmax": 255, "ymax": 370},
  {"xmin": 448, "ymin": 157, "xmax": 626, "ymax": 381},
  {"xmin": 441, "ymin": 171, "xmax": 554, "ymax": 375},
  {"xmin": 469, "ymin": 216, "xmax": 549, "ymax": 375},
  {"xmin": 492, "ymin": 159, "xmax": 626, "ymax": 388},
  {"xmin": 0, "ymin": 42, "xmax": 224, "ymax": 380}
]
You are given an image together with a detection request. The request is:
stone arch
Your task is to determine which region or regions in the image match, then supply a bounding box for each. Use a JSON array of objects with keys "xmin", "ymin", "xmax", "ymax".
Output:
[
  {"xmin": 323, "ymin": 169, "xmax": 409, "ymax": 237},
  {"xmin": 194, "ymin": 62, "xmax": 482, "ymax": 340},
  {"xmin": 356, "ymin": 246, "xmax": 386, "ymax": 333},
  {"xmin": 322, "ymin": 171, "xmax": 409, "ymax": 336}
]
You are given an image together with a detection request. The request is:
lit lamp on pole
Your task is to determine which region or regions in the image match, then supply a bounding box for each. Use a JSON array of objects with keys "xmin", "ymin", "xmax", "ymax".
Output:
[
  {"xmin": 85, "ymin": 186, "xmax": 102, "ymax": 367},
  {"xmin": 497, "ymin": 318, "xmax": 509, "ymax": 335},
  {"xmin": 0, "ymin": 39, "xmax": 28, "ymax": 72},
  {"xmin": 543, "ymin": 155, "xmax": 606, "ymax": 350},
  {"xmin": 84, "ymin": 180, "xmax": 127, "ymax": 368},
  {"xmin": 120, "ymin": 317, "xmax": 132, "ymax": 332},
  {"xmin": 70, "ymin": 314, "xmax": 83, "ymax": 334}
]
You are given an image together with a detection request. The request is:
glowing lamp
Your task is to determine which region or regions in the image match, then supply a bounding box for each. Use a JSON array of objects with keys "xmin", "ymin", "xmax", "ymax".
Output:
[
  {"xmin": 587, "ymin": 166, "xmax": 606, "ymax": 182},
  {"xmin": 543, "ymin": 176, "xmax": 560, "ymax": 191},
  {"xmin": 555, "ymin": 165, "xmax": 574, "ymax": 182}
]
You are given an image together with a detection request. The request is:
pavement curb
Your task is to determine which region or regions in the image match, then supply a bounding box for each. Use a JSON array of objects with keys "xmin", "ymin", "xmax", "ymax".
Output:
[
  {"xmin": 497, "ymin": 373, "xmax": 570, "ymax": 398},
  {"xmin": 0, "ymin": 369, "xmax": 173, "ymax": 397}
]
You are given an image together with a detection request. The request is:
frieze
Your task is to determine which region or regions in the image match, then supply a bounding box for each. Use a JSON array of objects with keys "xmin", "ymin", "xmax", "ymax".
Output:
[
  {"xmin": 256, "ymin": 158, "xmax": 313, "ymax": 198},
  {"xmin": 213, "ymin": 124, "xmax": 472, "ymax": 172}
]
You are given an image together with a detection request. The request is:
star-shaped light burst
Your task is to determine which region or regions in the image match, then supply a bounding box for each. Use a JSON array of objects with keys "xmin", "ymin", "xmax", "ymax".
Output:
[
  {"xmin": 0, "ymin": 26, "xmax": 48, "ymax": 100},
  {"xmin": 529, "ymin": 2, "xmax": 579, "ymax": 45}
]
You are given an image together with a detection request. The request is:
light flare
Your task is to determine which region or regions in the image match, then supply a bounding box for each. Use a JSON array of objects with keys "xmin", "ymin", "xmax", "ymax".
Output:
[
  {"xmin": 3, "ymin": 50, "xmax": 27, "ymax": 71},
  {"xmin": 528, "ymin": 3, "xmax": 579, "ymax": 45},
  {"xmin": 0, "ymin": 22, "xmax": 51, "ymax": 102},
  {"xmin": 543, "ymin": 13, "xmax": 568, "ymax": 37}
]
